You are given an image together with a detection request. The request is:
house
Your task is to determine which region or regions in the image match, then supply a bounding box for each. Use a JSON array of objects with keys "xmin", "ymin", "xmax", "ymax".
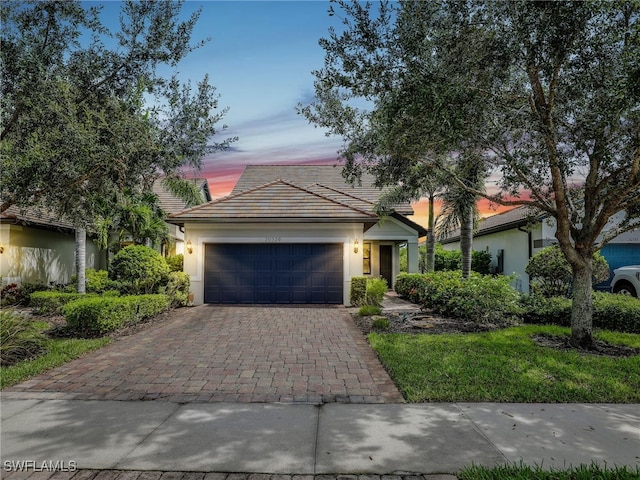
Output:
[
  {"xmin": 167, "ymin": 165, "xmax": 427, "ymax": 305},
  {"xmin": 441, "ymin": 205, "xmax": 640, "ymax": 293},
  {"xmin": 0, "ymin": 178, "xmax": 211, "ymax": 287},
  {"xmin": 0, "ymin": 206, "xmax": 107, "ymax": 286}
]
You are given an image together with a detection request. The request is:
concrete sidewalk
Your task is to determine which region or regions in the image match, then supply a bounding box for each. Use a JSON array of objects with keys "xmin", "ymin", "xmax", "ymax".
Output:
[{"xmin": 2, "ymin": 400, "xmax": 638, "ymax": 475}]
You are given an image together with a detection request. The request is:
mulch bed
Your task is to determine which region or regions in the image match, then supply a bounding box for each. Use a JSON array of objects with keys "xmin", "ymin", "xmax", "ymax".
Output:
[{"xmin": 353, "ymin": 308, "xmax": 640, "ymax": 358}]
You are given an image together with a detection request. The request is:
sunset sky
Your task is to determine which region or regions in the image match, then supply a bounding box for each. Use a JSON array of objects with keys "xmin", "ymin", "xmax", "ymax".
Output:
[{"xmin": 99, "ymin": 0, "xmax": 511, "ymax": 227}]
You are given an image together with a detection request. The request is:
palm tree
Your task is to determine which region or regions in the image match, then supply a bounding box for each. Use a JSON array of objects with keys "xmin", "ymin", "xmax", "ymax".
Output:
[
  {"xmin": 435, "ymin": 152, "xmax": 486, "ymax": 279},
  {"xmin": 375, "ymin": 162, "xmax": 445, "ymax": 272}
]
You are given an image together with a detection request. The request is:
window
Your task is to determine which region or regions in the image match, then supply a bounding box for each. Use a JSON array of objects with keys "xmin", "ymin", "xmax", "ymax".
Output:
[{"xmin": 363, "ymin": 242, "xmax": 371, "ymax": 274}]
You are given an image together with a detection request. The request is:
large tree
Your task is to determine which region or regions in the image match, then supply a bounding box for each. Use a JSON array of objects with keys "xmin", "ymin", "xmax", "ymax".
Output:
[
  {"xmin": 1, "ymin": 0, "xmax": 234, "ymax": 292},
  {"xmin": 0, "ymin": 0, "xmax": 232, "ymax": 221},
  {"xmin": 301, "ymin": 0, "xmax": 640, "ymax": 348}
]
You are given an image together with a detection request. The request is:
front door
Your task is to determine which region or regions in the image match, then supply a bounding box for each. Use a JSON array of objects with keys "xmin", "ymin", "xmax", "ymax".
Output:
[{"xmin": 379, "ymin": 245, "xmax": 393, "ymax": 288}]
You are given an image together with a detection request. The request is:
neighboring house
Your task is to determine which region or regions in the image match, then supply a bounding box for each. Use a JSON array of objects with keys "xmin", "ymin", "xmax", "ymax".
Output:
[
  {"xmin": 0, "ymin": 206, "xmax": 106, "ymax": 286},
  {"xmin": 441, "ymin": 205, "xmax": 640, "ymax": 293},
  {"xmin": 167, "ymin": 165, "xmax": 427, "ymax": 305},
  {"xmin": 152, "ymin": 178, "xmax": 212, "ymax": 256}
]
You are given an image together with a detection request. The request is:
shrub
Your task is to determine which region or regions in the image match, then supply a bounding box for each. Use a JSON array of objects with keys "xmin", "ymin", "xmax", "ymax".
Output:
[
  {"xmin": 593, "ymin": 292, "xmax": 640, "ymax": 333},
  {"xmin": 0, "ymin": 310, "xmax": 46, "ymax": 366},
  {"xmin": 519, "ymin": 292, "xmax": 640, "ymax": 333},
  {"xmin": 30, "ymin": 291, "xmax": 93, "ymax": 316},
  {"xmin": 1, "ymin": 282, "xmax": 49, "ymax": 306},
  {"xmin": 166, "ymin": 254, "xmax": 184, "ymax": 272},
  {"xmin": 372, "ymin": 317, "xmax": 390, "ymax": 330},
  {"xmin": 1, "ymin": 283, "xmax": 21, "ymax": 306},
  {"xmin": 526, "ymin": 245, "xmax": 610, "ymax": 297},
  {"xmin": 396, "ymin": 271, "xmax": 521, "ymax": 324},
  {"xmin": 366, "ymin": 277, "xmax": 388, "ymax": 306},
  {"xmin": 350, "ymin": 276, "xmax": 367, "ymax": 306},
  {"xmin": 86, "ymin": 269, "xmax": 122, "ymax": 294},
  {"xmin": 432, "ymin": 244, "xmax": 492, "ymax": 274},
  {"xmin": 109, "ymin": 245, "xmax": 170, "ymax": 294},
  {"xmin": 164, "ymin": 271, "xmax": 190, "ymax": 307},
  {"xmin": 519, "ymin": 294, "xmax": 572, "ymax": 326},
  {"xmin": 394, "ymin": 273, "xmax": 428, "ymax": 303},
  {"xmin": 64, "ymin": 294, "xmax": 170, "ymax": 336},
  {"xmin": 359, "ymin": 305, "xmax": 382, "ymax": 316}
]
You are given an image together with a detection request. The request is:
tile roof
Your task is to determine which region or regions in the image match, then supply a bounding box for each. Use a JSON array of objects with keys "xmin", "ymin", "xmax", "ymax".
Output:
[
  {"xmin": 152, "ymin": 178, "xmax": 211, "ymax": 214},
  {"xmin": 232, "ymin": 165, "xmax": 414, "ymax": 215},
  {"xmin": 0, "ymin": 205, "xmax": 75, "ymax": 231},
  {"xmin": 440, "ymin": 205, "xmax": 546, "ymax": 243},
  {"xmin": 168, "ymin": 180, "xmax": 379, "ymax": 223}
]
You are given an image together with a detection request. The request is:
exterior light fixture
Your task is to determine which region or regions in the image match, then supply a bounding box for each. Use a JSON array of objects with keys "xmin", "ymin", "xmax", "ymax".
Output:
[
  {"xmin": 353, "ymin": 239, "xmax": 359, "ymax": 254},
  {"xmin": 186, "ymin": 240, "xmax": 193, "ymax": 254}
]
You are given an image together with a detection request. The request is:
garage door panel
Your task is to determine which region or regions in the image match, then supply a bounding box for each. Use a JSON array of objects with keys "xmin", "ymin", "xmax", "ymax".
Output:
[{"xmin": 204, "ymin": 243, "xmax": 343, "ymax": 304}]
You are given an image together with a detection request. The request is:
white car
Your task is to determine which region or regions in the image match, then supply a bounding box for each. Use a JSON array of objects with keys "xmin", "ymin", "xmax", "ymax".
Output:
[{"xmin": 610, "ymin": 265, "xmax": 640, "ymax": 298}]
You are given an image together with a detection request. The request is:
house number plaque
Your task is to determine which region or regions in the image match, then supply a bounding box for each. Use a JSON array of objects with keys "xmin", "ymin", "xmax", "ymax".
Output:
[{"xmin": 265, "ymin": 236, "xmax": 282, "ymax": 243}]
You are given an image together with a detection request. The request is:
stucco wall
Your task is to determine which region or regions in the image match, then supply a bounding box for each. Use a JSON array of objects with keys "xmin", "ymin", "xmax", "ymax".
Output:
[
  {"xmin": 0, "ymin": 224, "xmax": 106, "ymax": 285},
  {"xmin": 442, "ymin": 223, "xmax": 544, "ymax": 293}
]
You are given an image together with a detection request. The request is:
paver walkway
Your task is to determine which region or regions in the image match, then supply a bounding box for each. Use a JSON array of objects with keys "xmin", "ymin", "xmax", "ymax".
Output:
[{"xmin": 4, "ymin": 306, "xmax": 403, "ymax": 404}]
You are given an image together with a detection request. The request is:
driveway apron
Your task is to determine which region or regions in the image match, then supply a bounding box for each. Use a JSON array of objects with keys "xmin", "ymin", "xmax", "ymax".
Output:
[{"xmin": 4, "ymin": 305, "xmax": 403, "ymax": 404}]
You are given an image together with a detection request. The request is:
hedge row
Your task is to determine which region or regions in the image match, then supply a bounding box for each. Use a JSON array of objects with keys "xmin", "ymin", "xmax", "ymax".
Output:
[
  {"xmin": 520, "ymin": 292, "xmax": 640, "ymax": 334},
  {"xmin": 395, "ymin": 272, "xmax": 521, "ymax": 324},
  {"xmin": 64, "ymin": 294, "xmax": 171, "ymax": 336},
  {"xmin": 396, "ymin": 272, "xmax": 640, "ymax": 333},
  {"xmin": 30, "ymin": 291, "xmax": 98, "ymax": 316},
  {"xmin": 350, "ymin": 276, "xmax": 388, "ymax": 307}
]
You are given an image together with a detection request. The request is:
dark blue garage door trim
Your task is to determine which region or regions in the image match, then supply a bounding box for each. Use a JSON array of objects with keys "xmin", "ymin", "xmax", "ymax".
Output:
[{"xmin": 204, "ymin": 243, "xmax": 344, "ymax": 304}]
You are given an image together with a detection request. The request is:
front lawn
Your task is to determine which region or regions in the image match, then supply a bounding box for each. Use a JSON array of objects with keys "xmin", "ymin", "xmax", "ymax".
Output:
[
  {"xmin": 0, "ymin": 319, "xmax": 110, "ymax": 389},
  {"xmin": 369, "ymin": 325, "xmax": 640, "ymax": 403}
]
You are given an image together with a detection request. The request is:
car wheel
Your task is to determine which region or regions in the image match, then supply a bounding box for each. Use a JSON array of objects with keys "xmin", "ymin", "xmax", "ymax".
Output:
[{"xmin": 613, "ymin": 281, "xmax": 638, "ymax": 298}]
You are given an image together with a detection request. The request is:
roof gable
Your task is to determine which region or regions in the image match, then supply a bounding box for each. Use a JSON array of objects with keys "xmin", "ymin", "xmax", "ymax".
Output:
[
  {"xmin": 168, "ymin": 179, "xmax": 378, "ymax": 223},
  {"xmin": 232, "ymin": 165, "xmax": 414, "ymax": 215}
]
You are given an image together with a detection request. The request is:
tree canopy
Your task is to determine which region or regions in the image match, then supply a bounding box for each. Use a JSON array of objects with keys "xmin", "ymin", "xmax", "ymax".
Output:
[
  {"xmin": 300, "ymin": 0, "xmax": 640, "ymax": 347},
  {"xmin": 0, "ymin": 0, "xmax": 234, "ymax": 225}
]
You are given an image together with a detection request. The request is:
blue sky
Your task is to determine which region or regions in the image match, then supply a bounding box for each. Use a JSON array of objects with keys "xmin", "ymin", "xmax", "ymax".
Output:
[
  {"xmin": 96, "ymin": 0, "xmax": 343, "ymax": 195},
  {"xmin": 118, "ymin": 0, "xmax": 344, "ymax": 195}
]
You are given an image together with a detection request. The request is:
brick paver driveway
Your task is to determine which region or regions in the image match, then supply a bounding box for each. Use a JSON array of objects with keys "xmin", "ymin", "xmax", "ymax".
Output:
[{"xmin": 5, "ymin": 305, "xmax": 403, "ymax": 404}]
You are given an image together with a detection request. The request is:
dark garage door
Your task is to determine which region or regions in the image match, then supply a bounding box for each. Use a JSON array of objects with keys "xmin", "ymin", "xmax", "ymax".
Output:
[{"xmin": 204, "ymin": 243, "xmax": 344, "ymax": 304}]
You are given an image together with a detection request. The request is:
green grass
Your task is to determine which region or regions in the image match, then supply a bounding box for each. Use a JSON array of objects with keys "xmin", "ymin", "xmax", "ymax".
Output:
[
  {"xmin": 459, "ymin": 462, "xmax": 640, "ymax": 479},
  {"xmin": 359, "ymin": 304, "xmax": 382, "ymax": 316},
  {"xmin": 0, "ymin": 332, "xmax": 110, "ymax": 389},
  {"xmin": 369, "ymin": 325, "xmax": 640, "ymax": 403}
]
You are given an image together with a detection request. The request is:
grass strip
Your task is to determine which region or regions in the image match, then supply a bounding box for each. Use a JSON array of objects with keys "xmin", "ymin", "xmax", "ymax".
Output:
[
  {"xmin": 1, "ymin": 336, "xmax": 110, "ymax": 389},
  {"xmin": 369, "ymin": 325, "xmax": 640, "ymax": 403},
  {"xmin": 459, "ymin": 462, "xmax": 639, "ymax": 479}
]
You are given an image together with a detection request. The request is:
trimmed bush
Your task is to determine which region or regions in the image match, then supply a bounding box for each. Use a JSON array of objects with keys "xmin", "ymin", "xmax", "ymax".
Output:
[
  {"xmin": 166, "ymin": 254, "xmax": 184, "ymax": 272},
  {"xmin": 64, "ymin": 294, "xmax": 170, "ymax": 336},
  {"xmin": 0, "ymin": 310, "xmax": 46, "ymax": 366},
  {"xmin": 30, "ymin": 291, "xmax": 93, "ymax": 316},
  {"xmin": 86, "ymin": 269, "xmax": 122, "ymax": 294},
  {"xmin": 593, "ymin": 292, "xmax": 640, "ymax": 333},
  {"xmin": 520, "ymin": 292, "xmax": 640, "ymax": 333},
  {"xmin": 396, "ymin": 271, "xmax": 521, "ymax": 324},
  {"xmin": 350, "ymin": 276, "xmax": 367, "ymax": 306},
  {"xmin": 366, "ymin": 277, "xmax": 388, "ymax": 306},
  {"xmin": 526, "ymin": 245, "xmax": 610, "ymax": 297},
  {"xmin": 164, "ymin": 271, "xmax": 190, "ymax": 307},
  {"xmin": 109, "ymin": 245, "xmax": 170, "ymax": 294}
]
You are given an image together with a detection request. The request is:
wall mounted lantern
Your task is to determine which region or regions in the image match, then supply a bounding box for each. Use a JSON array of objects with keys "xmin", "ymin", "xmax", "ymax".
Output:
[
  {"xmin": 186, "ymin": 240, "xmax": 193, "ymax": 254},
  {"xmin": 353, "ymin": 239, "xmax": 359, "ymax": 254}
]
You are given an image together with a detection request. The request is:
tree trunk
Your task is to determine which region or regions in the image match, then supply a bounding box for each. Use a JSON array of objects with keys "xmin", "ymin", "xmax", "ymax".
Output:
[
  {"xmin": 425, "ymin": 193, "xmax": 435, "ymax": 272},
  {"xmin": 460, "ymin": 208, "xmax": 474, "ymax": 279},
  {"xmin": 75, "ymin": 227, "xmax": 86, "ymax": 294},
  {"xmin": 569, "ymin": 258, "xmax": 594, "ymax": 348}
]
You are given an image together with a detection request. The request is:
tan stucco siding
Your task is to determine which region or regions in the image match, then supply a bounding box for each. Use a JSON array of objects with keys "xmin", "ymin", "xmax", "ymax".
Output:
[{"xmin": 0, "ymin": 224, "xmax": 106, "ymax": 285}]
